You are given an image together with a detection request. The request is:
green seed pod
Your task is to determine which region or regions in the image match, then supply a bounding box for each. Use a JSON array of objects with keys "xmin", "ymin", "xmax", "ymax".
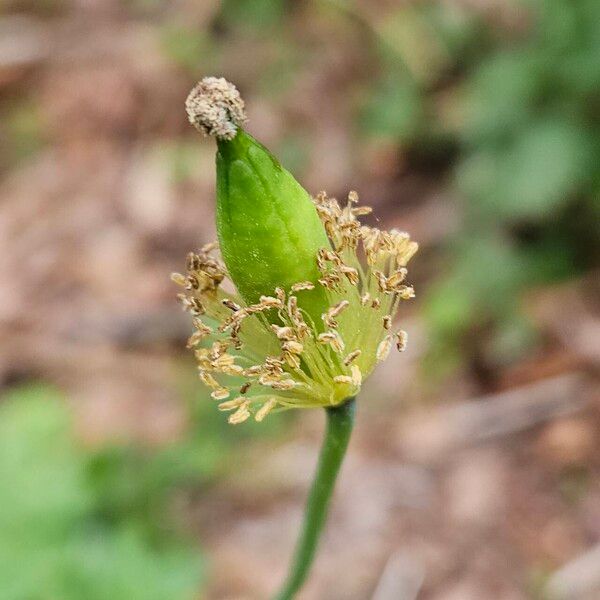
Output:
[
  {"xmin": 186, "ymin": 77, "xmax": 330, "ymax": 323},
  {"xmin": 216, "ymin": 130, "xmax": 330, "ymax": 318}
]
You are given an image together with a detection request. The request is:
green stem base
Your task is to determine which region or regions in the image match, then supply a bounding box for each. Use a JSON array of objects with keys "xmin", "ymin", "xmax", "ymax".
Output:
[{"xmin": 273, "ymin": 397, "xmax": 356, "ymax": 600}]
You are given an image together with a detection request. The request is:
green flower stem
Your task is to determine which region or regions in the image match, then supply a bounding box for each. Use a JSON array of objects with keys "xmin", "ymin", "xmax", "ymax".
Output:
[{"xmin": 274, "ymin": 397, "xmax": 356, "ymax": 600}]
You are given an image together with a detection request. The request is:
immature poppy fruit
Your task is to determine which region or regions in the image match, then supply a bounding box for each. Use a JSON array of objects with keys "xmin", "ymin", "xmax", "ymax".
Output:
[
  {"xmin": 175, "ymin": 77, "xmax": 418, "ymax": 423},
  {"xmin": 186, "ymin": 77, "xmax": 330, "ymax": 323}
]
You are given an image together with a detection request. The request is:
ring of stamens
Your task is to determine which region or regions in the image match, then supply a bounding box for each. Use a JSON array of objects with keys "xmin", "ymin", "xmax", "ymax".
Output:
[{"xmin": 173, "ymin": 192, "xmax": 417, "ymax": 423}]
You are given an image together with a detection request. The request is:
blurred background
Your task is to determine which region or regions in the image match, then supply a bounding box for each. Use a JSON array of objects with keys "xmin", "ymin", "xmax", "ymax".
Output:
[{"xmin": 0, "ymin": 0, "xmax": 599, "ymax": 598}]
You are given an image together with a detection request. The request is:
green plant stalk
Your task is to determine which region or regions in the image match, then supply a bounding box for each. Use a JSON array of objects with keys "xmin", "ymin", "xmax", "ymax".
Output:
[{"xmin": 274, "ymin": 397, "xmax": 356, "ymax": 600}]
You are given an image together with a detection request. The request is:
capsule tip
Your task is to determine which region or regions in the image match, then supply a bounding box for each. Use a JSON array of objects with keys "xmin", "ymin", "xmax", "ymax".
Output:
[{"xmin": 185, "ymin": 77, "xmax": 247, "ymax": 141}]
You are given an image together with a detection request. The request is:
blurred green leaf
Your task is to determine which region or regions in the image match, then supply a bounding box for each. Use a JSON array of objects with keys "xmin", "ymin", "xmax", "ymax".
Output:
[
  {"xmin": 361, "ymin": 75, "xmax": 424, "ymax": 141},
  {"xmin": 0, "ymin": 385, "xmax": 90, "ymax": 542},
  {"xmin": 220, "ymin": 0, "xmax": 286, "ymax": 30},
  {"xmin": 363, "ymin": 0, "xmax": 600, "ymax": 374},
  {"xmin": 460, "ymin": 119, "xmax": 592, "ymax": 221},
  {"xmin": 0, "ymin": 384, "xmax": 204, "ymax": 600},
  {"xmin": 423, "ymin": 279, "xmax": 474, "ymax": 339},
  {"xmin": 160, "ymin": 26, "xmax": 213, "ymax": 73},
  {"xmin": 454, "ymin": 236, "xmax": 525, "ymax": 311},
  {"xmin": 419, "ymin": 2, "xmax": 484, "ymax": 62},
  {"xmin": 463, "ymin": 51, "xmax": 542, "ymax": 144},
  {"xmin": 56, "ymin": 528, "xmax": 201, "ymax": 600}
]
